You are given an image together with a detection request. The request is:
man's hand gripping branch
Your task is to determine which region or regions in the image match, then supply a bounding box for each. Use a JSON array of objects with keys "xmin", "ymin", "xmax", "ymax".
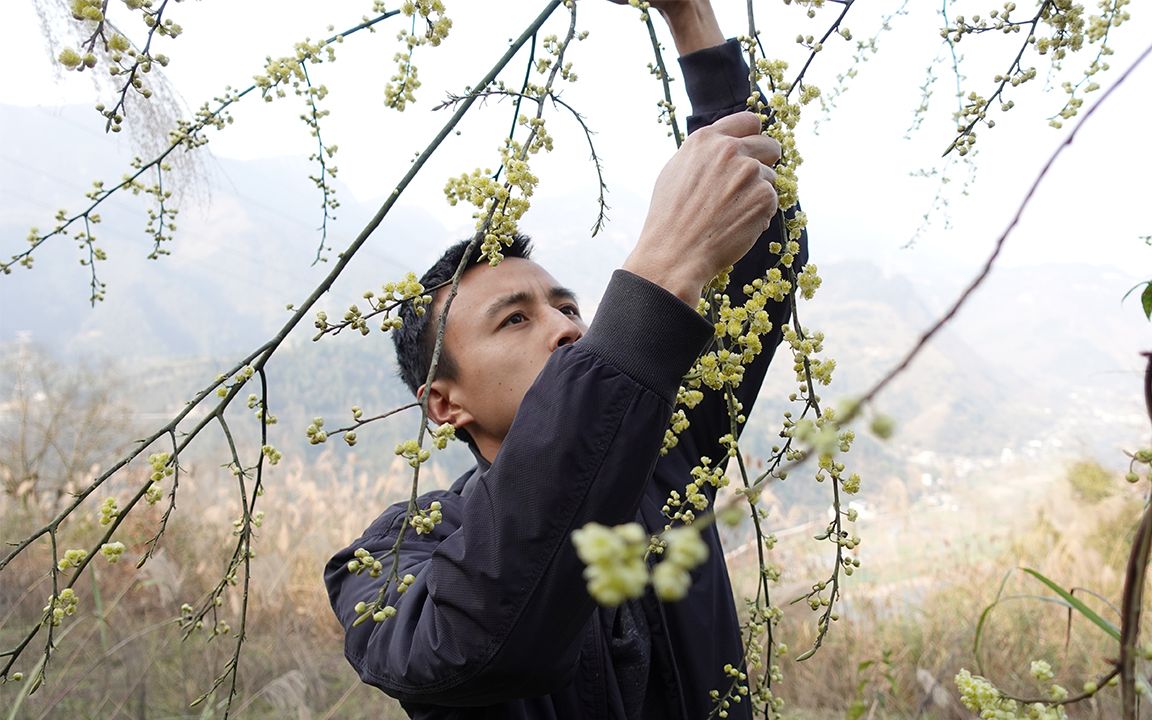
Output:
[{"xmin": 623, "ymin": 111, "xmax": 781, "ymax": 305}]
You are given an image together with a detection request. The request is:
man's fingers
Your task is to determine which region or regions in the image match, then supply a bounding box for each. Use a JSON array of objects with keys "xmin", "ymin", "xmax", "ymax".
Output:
[
  {"xmin": 760, "ymin": 164, "xmax": 777, "ymax": 187},
  {"xmin": 709, "ymin": 111, "xmax": 764, "ymax": 139},
  {"xmin": 742, "ymin": 135, "xmax": 782, "ymax": 167},
  {"xmin": 696, "ymin": 113, "xmax": 781, "ymax": 167}
]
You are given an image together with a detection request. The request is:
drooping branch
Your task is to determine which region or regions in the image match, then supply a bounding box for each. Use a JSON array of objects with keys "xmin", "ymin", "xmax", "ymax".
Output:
[
  {"xmin": 0, "ymin": 0, "xmax": 567, "ymax": 686},
  {"xmin": 301, "ymin": 62, "xmax": 338, "ymax": 265},
  {"xmin": 2, "ymin": 10, "xmax": 402, "ymax": 300},
  {"xmin": 352, "ymin": 0, "xmax": 577, "ymax": 624},
  {"xmin": 640, "ymin": 10, "xmax": 684, "ymax": 147},
  {"xmin": 858, "ymin": 39, "xmax": 1152, "ymax": 412}
]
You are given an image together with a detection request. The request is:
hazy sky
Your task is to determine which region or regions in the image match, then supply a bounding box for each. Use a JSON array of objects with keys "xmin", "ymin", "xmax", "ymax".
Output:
[{"xmin": 3, "ymin": 0, "xmax": 1150, "ymax": 299}]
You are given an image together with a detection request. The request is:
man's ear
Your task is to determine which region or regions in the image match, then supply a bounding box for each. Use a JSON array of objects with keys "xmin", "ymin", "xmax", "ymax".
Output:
[{"xmin": 419, "ymin": 380, "xmax": 474, "ymax": 430}]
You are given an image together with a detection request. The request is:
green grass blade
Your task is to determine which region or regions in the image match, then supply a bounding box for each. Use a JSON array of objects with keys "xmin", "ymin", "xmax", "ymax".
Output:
[{"xmin": 1023, "ymin": 567, "xmax": 1121, "ymax": 640}]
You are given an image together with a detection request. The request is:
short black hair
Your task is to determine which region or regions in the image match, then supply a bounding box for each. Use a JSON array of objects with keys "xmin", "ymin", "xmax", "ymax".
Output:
[{"xmin": 394, "ymin": 233, "xmax": 534, "ymax": 397}]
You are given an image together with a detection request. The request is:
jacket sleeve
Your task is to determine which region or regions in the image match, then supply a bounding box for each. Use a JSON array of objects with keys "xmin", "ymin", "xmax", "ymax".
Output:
[
  {"xmin": 325, "ymin": 271, "xmax": 714, "ymax": 706},
  {"xmin": 674, "ymin": 39, "xmax": 811, "ymax": 467}
]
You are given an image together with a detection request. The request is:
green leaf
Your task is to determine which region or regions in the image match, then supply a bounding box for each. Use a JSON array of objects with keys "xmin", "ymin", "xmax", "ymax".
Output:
[
  {"xmin": 1121, "ymin": 280, "xmax": 1152, "ymax": 321},
  {"xmin": 846, "ymin": 700, "xmax": 868, "ymax": 720},
  {"xmin": 1022, "ymin": 567, "xmax": 1121, "ymax": 640}
]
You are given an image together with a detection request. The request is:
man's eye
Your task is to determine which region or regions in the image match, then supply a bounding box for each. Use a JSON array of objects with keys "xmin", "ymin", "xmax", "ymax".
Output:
[
  {"xmin": 560, "ymin": 305, "xmax": 581, "ymax": 318},
  {"xmin": 503, "ymin": 312, "xmax": 527, "ymax": 327}
]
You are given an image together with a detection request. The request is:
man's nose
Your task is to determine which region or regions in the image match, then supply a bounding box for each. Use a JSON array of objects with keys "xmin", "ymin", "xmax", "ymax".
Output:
[{"xmin": 548, "ymin": 310, "xmax": 584, "ymax": 351}]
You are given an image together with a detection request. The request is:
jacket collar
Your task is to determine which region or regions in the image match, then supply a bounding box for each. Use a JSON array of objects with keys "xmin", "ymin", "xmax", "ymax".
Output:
[{"xmin": 451, "ymin": 442, "xmax": 491, "ymax": 500}]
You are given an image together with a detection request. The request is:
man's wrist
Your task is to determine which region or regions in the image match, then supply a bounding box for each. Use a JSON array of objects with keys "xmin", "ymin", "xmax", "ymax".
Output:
[
  {"xmin": 581, "ymin": 270, "xmax": 714, "ymax": 400},
  {"xmin": 621, "ymin": 250, "xmax": 708, "ymax": 308},
  {"xmin": 658, "ymin": 1, "xmax": 724, "ymax": 56}
]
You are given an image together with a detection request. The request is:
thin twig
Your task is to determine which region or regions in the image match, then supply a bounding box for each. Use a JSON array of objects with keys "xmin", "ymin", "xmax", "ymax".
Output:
[
  {"xmin": 858, "ymin": 39, "xmax": 1152, "ymax": 411},
  {"xmin": 2, "ymin": 11, "xmax": 401, "ymax": 290},
  {"xmin": 642, "ymin": 12, "xmax": 683, "ymax": 147}
]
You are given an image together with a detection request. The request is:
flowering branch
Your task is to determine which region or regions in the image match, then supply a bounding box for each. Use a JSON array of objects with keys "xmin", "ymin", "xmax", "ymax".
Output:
[
  {"xmin": 859, "ymin": 37, "xmax": 1151, "ymax": 412},
  {"xmin": 2, "ymin": 10, "xmax": 402, "ymax": 301},
  {"xmin": 301, "ymin": 62, "xmax": 338, "ymax": 265},
  {"xmin": 346, "ymin": 0, "xmax": 575, "ymax": 628}
]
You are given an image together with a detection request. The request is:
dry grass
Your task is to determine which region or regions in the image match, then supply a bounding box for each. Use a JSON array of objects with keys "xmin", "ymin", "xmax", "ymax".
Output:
[
  {"xmin": 1, "ymin": 453, "xmax": 1144, "ymax": 719},
  {"xmin": 0, "ymin": 449, "xmax": 433, "ymax": 719},
  {"xmin": 751, "ymin": 463, "xmax": 1145, "ymax": 719}
]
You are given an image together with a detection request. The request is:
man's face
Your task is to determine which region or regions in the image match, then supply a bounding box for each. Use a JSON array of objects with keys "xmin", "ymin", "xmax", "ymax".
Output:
[{"xmin": 424, "ymin": 257, "xmax": 586, "ymax": 460}]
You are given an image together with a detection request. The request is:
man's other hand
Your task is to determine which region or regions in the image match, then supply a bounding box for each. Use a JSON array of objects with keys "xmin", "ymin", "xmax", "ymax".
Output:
[
  {"xmin": 608, "ymin": 0, "xmax": 724, "ymax": 56},
  {"xmin": 623, "ymin": 112, "xmax": 781, "ymax": 305}
]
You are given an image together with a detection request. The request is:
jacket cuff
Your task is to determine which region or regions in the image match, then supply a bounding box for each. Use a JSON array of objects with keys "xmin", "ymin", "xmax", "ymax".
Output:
[
  {"xmin": 679, "ymin": 39, "xmax": 750, "ymax": 116},
  {"xmin": 579, "ymin": 270, "xmax": 713, "ymax": 401}
]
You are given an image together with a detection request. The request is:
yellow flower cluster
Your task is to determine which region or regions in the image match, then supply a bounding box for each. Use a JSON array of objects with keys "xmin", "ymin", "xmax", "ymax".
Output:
[
  {"xmin": 58, "ymin": 47, "xmax": 96, "ymax": 70},
  {"xmin": 955, "ymin": 668, "xmax": 1069, "ymax": 720},
  {"xmin": 651, "ymin": 527, "xmax": 709, "ymax": 601},
  {"xmin": 346, "ymin": 547, "xmax": 384, "ymax": 578},
  {"xmin": 658, "ymin": 262, "xmax": 800, "ymax": 539},
  {"xmin": 55, "ymin": 0, "xmax": 180, "ymax": 132},
  {"xmin": 690, "ymin": 457, "xmax": 729, "ymax": 499},
  {"xmin": 353, "ymin": 598, "xmax": 397, "ymax": 626},
  {"xmin": 44, "ymin": 588, "xmax": 79, "ymax": 627},
  {"xmin": 395, "ymin": 439, "xmax": 432, "ymax": 468},
  {"xmin": 395, "ymin": 573, "xmax": 417, "ymax": 594},
  {"xmin": 444, "ymin": 136, "xmax": 543, "ymax": 265},
  {"xmin": 57, "ymin": 548, "xmax": 88, "ymax": 571},
  {"xmin": 796, "ymin": 263, "xmax": 821, "ymax": 299},
  {"xmin": 98, "ymin": 497, "xmax": 119, "ymax": 526},
  {"xmin": 168, "ymin": 94, "xmax": 233, "ymax": 151},
  {"xmin": 661, "ymin": 457, "xmax": 722, "ymax": 525},
  {"xmin": 57, "ymin": 2, "xmax": 106, "ymax": 71},
  {"xmin": 248, "ymin": 393, "xmax": 278, "ymax": 426},
  {"xmin": 782, "ymin": 324, "xmax": 835, "ymax": 387},
  {"xmin": 384, "ymin": 0, "xmax": 452, "ymax": 110},
  {"xmin": 683, "ymin": 271, "xmax": 794, "ymax": 424},
  {"xmin": 715, "ymin": 663, "xmax": 753, "ymax": 718},
  {"xmin": 571, "ymin": 522, "xmax": 649, "ymax": 606},
  {"xmin": 228, "ymin": 511, "xmax": 264, "ymax": 539},
  {"xmin": 1128, "ymin": 446, "xmax": 1152, "ymax": 483},
  {"xmin": 146, "ymin": 451, "xmax": 174, "ymax": 504},
  {"xmin": 254, "ymin": 39, "xmax": 336, "ymax": 100},
  {"xmin": 660, "ymin": 409, "xmax": 691, "ymax": 455},
  {"xmin": 783, "ymin": 0, "xmax": 828, "ymax": 19},
  {"xmin": 431, "ymin": 422, "xmax": 456, "ymax": 449},
  {"xmin": 746, "ymin": 53, "xmax": 807, "ymax": 216},
  {"xmin": 441, "ymin": 15, "xmax": 582, "ymax": 263},
  {"xmin": 101, "ymin": 541, "xmax": 127, "ymax": 563},
  {"xmin": 261, "ymin": 444, "xmax": 283, "ymax": 465},
  {"xmin": 409, "ymin": 500, "xmax": 443, "ymax": 535},
  {"xmin": 306, "ymin": 416, "xmax": 328, "ymax": 445},
  {"xmin": 70, "ymin": 0, "xmax": 103, "ymax": 22},
  {"xmin": 947, "ymin": 0, "xmax": 1129, "ymax": 143},
  {"xmin": 213, "ymin": 365, "xmax": 254, "ymax": 398},
  {"xmin": 340, "ymin": 304, "xmax": 372, "ymax": 336},
  {"xmin": 326, "ymin": 273, "xmax": 429, "ymax": 336}
]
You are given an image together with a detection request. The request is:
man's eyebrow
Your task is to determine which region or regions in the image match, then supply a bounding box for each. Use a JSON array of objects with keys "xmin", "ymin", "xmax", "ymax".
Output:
[
  {"xmin": 484, "ymin": 287, "xmax": 579, "ymax": 320},
  {"xmin": 484, "ymin": 291, "xmax": 532, "ymax": 321},
  {"xmin": 549, "ymin": 287, "xmax": 579, "ymax": 305}
]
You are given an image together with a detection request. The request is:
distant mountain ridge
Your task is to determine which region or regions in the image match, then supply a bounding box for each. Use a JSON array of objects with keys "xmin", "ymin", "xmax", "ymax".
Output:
[{"xmin": 2, "ymin": 102, "xmax": 1148, "ymax": 514}]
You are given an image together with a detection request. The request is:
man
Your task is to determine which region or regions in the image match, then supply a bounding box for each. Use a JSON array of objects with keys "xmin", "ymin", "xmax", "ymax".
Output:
[{"xmin": 325, "ymin": 1, "xmax": 806, "ymax": 717}]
